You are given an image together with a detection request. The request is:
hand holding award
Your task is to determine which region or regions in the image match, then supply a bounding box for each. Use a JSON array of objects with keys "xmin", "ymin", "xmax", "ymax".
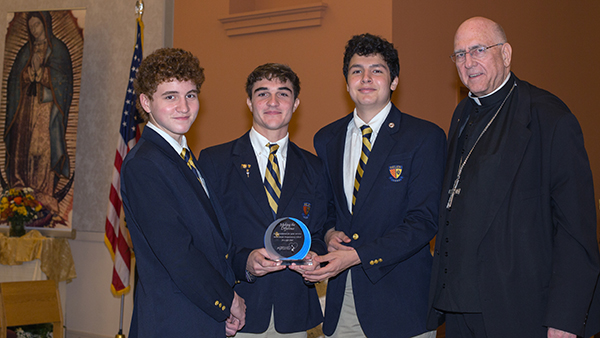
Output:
[{"xmin": 264, "ymin": 217, "xmax": 312, "ymax": 265}]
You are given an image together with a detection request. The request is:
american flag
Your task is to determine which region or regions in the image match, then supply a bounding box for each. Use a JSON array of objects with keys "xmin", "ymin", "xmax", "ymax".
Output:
[{"xmin": 104, "ymin": 17, "xmax": 143, "ymax": 296}]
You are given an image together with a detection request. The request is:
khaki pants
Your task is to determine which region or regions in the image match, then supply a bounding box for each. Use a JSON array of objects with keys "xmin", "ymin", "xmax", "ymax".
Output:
[
  {"xmin": 235, "ymin": 307, "xmax": 308, "ymax": 338},
  {"xmin": 327, "ymin": 271, "xmax": 436, "ymax": 338}
]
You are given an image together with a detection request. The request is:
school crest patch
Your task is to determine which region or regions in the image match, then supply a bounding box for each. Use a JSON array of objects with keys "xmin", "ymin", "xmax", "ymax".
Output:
[
  {"xmin": 389, "ymin": 165, "xmax": 404, "ymax": 182},
  {"xmin": 302, "ymin": 202, "xmax": 311, "ymax": 219}
]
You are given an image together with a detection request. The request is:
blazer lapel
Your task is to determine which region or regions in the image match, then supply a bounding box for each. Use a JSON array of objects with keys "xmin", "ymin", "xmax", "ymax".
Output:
[
  {"xmin": 232, "ymin": 133, "xmax": 274, "ymax": 220},
  {"xmin": 277, "ymin": 143, "xmax": 305, "ymax": 218},
  {"xmin": 325, "ymin": 115, "xmax": 353, "ymax": 218},
  {"xmin": 189, "ymin": 150, "xmax": 224, "ymax": 239},
  {"xmin": 142, "ymin": 129, "xmax": 224, "ymax": 238},
  {"xmin": 353, "ymin": 106, "xmax": 401, "ymax": 214}
]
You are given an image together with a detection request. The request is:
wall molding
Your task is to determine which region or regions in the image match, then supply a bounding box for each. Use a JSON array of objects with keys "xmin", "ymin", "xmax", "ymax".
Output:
[{"xmin": 219, "ymin": 2, "xmax": 327, "ymax": 37}]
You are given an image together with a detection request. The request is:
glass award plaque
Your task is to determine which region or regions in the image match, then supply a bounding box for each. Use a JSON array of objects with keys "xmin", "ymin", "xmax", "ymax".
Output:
[{"xmin": 264, "ymin": 217, "xmax": 312, "ymax": 265}]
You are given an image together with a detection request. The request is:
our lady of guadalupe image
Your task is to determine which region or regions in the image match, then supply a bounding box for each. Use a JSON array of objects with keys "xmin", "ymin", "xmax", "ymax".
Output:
[{"xmin": 1, "ymin": 10, "xmax": 84, "ymax": 231}]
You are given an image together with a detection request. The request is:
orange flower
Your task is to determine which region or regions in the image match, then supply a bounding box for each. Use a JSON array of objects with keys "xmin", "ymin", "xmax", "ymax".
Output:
[{"xmin": 13, "ymin": 196, "xmax": 22, "ymax": 205}]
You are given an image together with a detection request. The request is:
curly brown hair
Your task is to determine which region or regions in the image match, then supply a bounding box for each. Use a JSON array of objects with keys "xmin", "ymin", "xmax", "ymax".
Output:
[
  {"xmin": 134, "ymin": 48, "xmax": 205, "ymax": 121},
  {"xmin": 342, "ymin": 33, "xmax": 399, "ymax": 85}
]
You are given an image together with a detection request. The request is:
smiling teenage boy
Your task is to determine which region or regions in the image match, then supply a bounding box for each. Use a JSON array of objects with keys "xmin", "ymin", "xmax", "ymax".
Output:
[
  {"xmin": 199, "ymin": 63, "xmax": 328, "ymax": 337},
  {"xmin": 121, "ymin": 48, "xmax": 245, "ymax": 337},
  {"xmin": 303, "ymin": 33, "xmax": 446, "ymax": 338}
]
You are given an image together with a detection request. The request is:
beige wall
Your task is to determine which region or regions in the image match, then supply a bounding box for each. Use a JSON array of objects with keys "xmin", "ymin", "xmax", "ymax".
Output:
[
  {"xmin": 178, "ymin": 1, "xmax": 600, "ymax": 236},
  {"xmin": 175, "ymin": 0, "xmax": 393, "ymax": 153}
]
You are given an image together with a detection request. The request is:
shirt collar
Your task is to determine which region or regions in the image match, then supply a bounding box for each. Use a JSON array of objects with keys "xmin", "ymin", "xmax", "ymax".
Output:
[
  {"xmin": 352, "ymin": 101, "xmax": 392, "ymax": 135},
  {"xmin": 249, "ymin": 127, "xmax": 289, "ymax": 159},
  {"xmin": 146, "ymin": 122, "xmax": 188, "ymax": 155}
]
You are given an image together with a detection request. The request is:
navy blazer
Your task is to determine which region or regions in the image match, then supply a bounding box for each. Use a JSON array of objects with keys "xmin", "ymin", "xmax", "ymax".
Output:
[
  {"xmin": 121, "ymin": 128, "xmax": 237, "ymax": 337},
  {"xmin": 314, "ymin": 104, "xmax": 446, "ymax": 338},
  {"xmin": 199, "ymin": 132, "xmax": 328, "ymax": 333}
]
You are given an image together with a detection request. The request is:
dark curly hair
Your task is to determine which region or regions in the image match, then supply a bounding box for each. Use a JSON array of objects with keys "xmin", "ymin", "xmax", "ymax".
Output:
[
  {"xmin": 342, "ymin": 33, "xmax": 400, "ymax": 85},
  {"xmin": 245, "ymin": 63, "xmax": 300, "ymax": 100},
  {"xmin": 134, "ymin": 48, "xmax": 205, "ymax": 121}
]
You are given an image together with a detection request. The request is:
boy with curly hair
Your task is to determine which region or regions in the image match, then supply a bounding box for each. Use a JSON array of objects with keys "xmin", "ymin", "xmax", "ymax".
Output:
[{"xmin": 121, "ymin": 48, "xmax": 245, "ymax": 337}]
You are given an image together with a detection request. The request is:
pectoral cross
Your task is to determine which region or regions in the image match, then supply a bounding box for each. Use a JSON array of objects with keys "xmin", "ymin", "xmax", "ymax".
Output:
[{"xmin": 446, "ymin": 176, "xmax": 461, "ymax": 209}]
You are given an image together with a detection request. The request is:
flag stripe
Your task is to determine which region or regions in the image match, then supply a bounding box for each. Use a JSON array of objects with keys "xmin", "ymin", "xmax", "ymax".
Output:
[{"xmin": 105, "ymin": 17, "xmax": 144, "ymax": 296}]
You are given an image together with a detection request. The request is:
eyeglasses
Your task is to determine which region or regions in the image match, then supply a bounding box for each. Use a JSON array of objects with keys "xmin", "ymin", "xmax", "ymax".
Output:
[{"xmin": 450, "ymin": 43, "xmax": 504, "ymax": 63}]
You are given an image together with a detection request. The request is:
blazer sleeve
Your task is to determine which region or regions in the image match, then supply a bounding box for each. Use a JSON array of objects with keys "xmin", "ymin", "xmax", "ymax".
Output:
[
  {"xmin": 543, "ymin": 112, "xmax": 600, "ymax": 336},
  {"xmin": 122, "ymin": 155, "xmax": 235, "ymax": 322}
]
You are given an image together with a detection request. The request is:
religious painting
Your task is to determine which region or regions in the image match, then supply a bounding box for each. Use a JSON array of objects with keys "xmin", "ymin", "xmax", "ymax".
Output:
[{"xmin": 0, "ymin": 10, "xmax": 85, "ymax": 235}]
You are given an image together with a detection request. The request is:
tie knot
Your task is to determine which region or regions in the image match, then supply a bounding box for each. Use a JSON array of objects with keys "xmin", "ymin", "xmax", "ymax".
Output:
[
  {"xmin": 268, "ymin": 143, "xmax": 279, "ymax": 155},
  {"xmin": 361, "ymin": 125, "xmax": 372, "ymax": 139}
]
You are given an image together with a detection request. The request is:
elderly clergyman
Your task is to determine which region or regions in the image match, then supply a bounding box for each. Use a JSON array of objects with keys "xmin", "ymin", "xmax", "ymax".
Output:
[{"xmin": 428, "ymin": 16, "xmax": 600, "ymax": 338}]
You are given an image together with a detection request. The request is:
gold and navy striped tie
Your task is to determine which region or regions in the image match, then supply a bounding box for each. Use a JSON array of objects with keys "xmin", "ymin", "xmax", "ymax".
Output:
[
  {"xmin": 180, "ymin": 148, "xmax": 201, "ymax": 183},
  {"xmin": 264, "ymin": 143, "xmax": 282, "ymax": 219},
  {"xmin": 353, "ymin": 125, "xmax": 372, "ymax": 212}
]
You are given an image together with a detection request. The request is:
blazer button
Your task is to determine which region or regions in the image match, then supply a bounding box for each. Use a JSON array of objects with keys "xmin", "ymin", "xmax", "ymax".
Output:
[
  {"xmin": 225, "ymin": 254, "xmax": 229, "ymax": 259},
  {"xmin": 378, "ymin": 258, "xmax": 383, "ymax": 263},
  {"xmin": 353, "ymin": 233, "xmax": 359, "ymax": 240},
  {"xmin": 370, "ymin": 260, "xmax": 374, "ymax": 265}
]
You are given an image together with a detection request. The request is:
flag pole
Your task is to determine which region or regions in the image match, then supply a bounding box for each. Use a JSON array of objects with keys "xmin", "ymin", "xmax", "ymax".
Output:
[
  {"xmin": 115, "ymin": 294, "xmax": 126, "ymax": 338},
  {"xmin": 114, "ymin": 3, "xmax": 143, "ymax": 338}
]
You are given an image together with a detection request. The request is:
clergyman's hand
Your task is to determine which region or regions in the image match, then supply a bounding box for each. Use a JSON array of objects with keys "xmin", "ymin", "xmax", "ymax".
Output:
[{"xmin": 547, "ymin": 327, "xmax": 575, "ymax": 338}]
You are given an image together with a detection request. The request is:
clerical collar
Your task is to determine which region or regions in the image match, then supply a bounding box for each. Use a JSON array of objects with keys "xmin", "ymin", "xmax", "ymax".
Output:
[{"xmin": 469, "ymin": 72, "xmax": 514, "ymax": 107}]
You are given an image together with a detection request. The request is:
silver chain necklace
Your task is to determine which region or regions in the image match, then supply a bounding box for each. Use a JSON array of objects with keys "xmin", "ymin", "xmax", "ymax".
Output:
[{"xmin": 446, "ymin": 82, "xmax": 516, "ymax": 209}]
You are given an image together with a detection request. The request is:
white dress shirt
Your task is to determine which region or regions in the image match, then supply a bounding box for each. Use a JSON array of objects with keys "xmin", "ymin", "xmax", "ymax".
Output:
[{"xmin": 343, "ymin": 101, "xmax": 392, "ymax": 212}]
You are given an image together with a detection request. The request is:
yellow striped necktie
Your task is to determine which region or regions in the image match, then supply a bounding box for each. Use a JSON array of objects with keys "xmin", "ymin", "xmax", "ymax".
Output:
[
  {"xmin": 180, "ymin": 148, "xmax": 201, "ymax": 182},
  {"xmin": 353, "ymin": 125, "xmax": 372, "ymax": 212},
  {"xmin": 264, "ymin": 143, "xmax": 282, "ymax": 219}
]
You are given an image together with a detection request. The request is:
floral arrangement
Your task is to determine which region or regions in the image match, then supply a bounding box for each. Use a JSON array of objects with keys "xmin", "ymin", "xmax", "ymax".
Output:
[
  {"xmin": 0, "ymin": 188, "xmax": 43, "ymax": 236},
  {"xmin": 13, "ymin": 325, "xmax": 53, "ymax": 338}
]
